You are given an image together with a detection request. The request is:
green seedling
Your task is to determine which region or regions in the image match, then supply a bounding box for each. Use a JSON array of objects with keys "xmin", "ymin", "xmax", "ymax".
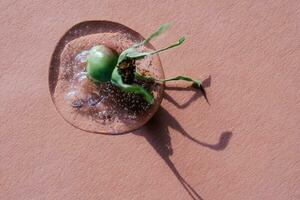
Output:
[{"xmin": 86, "ymin": 23, "xmax": 206, "ymax": 104}]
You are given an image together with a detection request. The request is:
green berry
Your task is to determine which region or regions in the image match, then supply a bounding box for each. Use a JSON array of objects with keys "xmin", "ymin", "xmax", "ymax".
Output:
[{"xmin": 86, "ymin": 45, "xmax": 118, "ymax": 82}]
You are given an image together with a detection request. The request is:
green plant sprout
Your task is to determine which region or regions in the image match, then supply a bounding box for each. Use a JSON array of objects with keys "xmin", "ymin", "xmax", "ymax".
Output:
[{"xmin": 86, "ymin": 23, "xmax": 206, "ymax": 104}]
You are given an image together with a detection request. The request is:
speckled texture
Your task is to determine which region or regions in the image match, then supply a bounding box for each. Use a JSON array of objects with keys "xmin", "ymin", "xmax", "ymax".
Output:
[
  {"xmin": 52, "ymin": 28, "xmax": 164, "ymax": 134},
  {"xmin": 0, "ymin": 1, "xmax": 299, "ymax": 200}
]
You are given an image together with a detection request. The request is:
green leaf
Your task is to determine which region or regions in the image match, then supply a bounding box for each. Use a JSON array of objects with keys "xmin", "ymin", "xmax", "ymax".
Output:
[
  {"xmin": 124, "ymin": 48, "xmax": 149, "ymax": 60},
  {"xmin": 161, "ymin": 75, "xmax": 201, "ymax": 87},
  {"xmin": 133, "ymin": 23, "xmax": 171, "ymax": 47},
  {"xmin": 148, "ymin": 36, "xmax": 185, "ymax": 56},
  {"xmin": 135, "ymin": 73, "xmax": 200, "ymax": 89},
  {"xmin": 126, "ymin": 36, "xmax": 185, "ymax": 60},
  {"xmin": 117, "ymin": 23, "xmax": 185, "ymax": 66},
  {"xmin": 160, "ymin": 75, "xmax": 209, "ymax": 103},
  {"xmin": 134, "ymin": 73, "xmax": 209, "ymax": 104}
]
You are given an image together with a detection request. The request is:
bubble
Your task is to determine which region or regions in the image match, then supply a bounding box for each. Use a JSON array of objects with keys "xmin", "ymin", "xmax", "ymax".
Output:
[
  {"xmin": 74, "ymin": 71, "xmax": 88, "ymax": 82},
  {"xmin": 75, "ymin": 50, "xmax": 89, "ymax": 63},
  {"xmin": 87, "ymin": 93, "xmax": 101, "ymax": 107},
  {"xmin": 71, "ymin": 99, "xmax": 84, "ymax": 108},
  {"xmin": 65, "ymin": 90, "xmax": 79, "ymax": 103},
  {"xmin": 72, "ymin": 74, "xmax": 98, "ymax": 95},
  {"xmin": 49, "ymin": 21, "xmax": 164, "ymax": 134},
  {"xmin": 73, "ymin": 50, "xmax": 89, "ymax": 73}
]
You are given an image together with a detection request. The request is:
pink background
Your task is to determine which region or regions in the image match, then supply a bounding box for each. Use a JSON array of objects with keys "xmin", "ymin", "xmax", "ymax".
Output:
[{"xmin": 1, "ymin": 0, "xmax": 299, "ymax": 199}]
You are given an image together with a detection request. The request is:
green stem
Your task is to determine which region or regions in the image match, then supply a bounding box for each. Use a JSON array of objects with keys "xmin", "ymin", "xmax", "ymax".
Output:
[
  {"xmin": 135, "ymin": 72, "xmax": 200, "ymax": 87},
  {"xmin": 149, "ymin": 37, "xmax": 185, "ymax": 56},
  {"xmin": 160, "ymin": 75, "xmax": 201, "ymax": 88},
  {"xmin": 134, "ymin": 72, "xmax": 209, "ymax": 104},
  {"xmin": 111, "ymin": 68, "xmax": 154, "ymax": 104},
  {"xmin": 126, "ymin": 37, "xmax": 185, "ymax": 60}
]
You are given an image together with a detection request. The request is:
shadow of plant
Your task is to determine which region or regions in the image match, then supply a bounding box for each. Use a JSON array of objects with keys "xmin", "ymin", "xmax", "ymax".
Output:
[
  {"xmin": 133, "ymin": 75, "xmax": 232, "ymax": 199},
  {"xmin": 164, "ymin": 75, "xmax": 211, "ymax": 107},
  {"xmin": 134, "ymin": 107, "xmax": 232, "ymax": 200}
]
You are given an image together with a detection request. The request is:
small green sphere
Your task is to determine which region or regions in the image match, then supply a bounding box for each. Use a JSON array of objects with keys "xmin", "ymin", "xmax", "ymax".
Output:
[{"xmin": 86, "ymin": 45, "xmax": 118, "ymax": 82}]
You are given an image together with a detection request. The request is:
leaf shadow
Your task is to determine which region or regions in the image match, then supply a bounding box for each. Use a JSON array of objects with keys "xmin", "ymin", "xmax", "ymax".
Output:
[
  {"xmin": 133, "ymin": 106, "xmax": 233, "ymax": 200},
  {"xmin": 164, "ymin": 75, "xmax": 211, "ymax": 108}
]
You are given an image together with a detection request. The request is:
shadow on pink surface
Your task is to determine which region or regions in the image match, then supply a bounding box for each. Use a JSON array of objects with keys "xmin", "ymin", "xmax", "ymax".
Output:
[
  {"xmin": 134, "ymin": 107, "xmax": 232, "ymax": 200},
  {"xmin": 164, "ymin": 75, "xmax": 211, "ymax": 107},
  {"xmin": 134, "ymin": 76, "xmax": 232, "ymax": 200}
]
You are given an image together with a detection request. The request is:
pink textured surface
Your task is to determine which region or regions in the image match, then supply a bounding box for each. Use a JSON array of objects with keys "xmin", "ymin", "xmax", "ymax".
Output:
[{"xmin": 0, "ymin": 1, "xmax": 299, "ymax": 199}]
